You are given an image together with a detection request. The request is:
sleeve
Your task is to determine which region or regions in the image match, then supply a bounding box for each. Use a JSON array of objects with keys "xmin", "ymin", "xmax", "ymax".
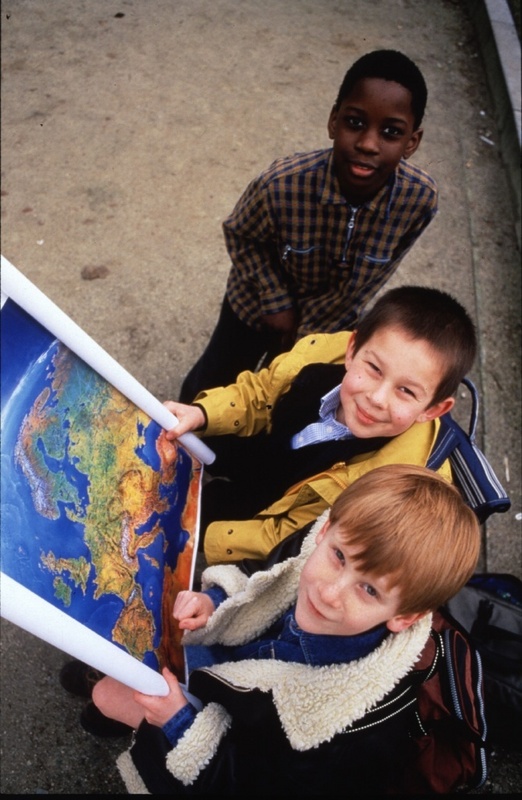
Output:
[
  {"xmin": 123, "ymin": 706, "xmax": 234, "ymax": 794},
  {"xmin": 193, "ymin": 337, "xmax": 322, "ymax": 437},
  {"xmin": 223, "ymin": 175, "xmax": 294, "ymax": 315},
  {"xmin": 202, "ymin": 585, "xmax": 228, "ymax": 610},
  {"xmin": 161, "ymin": 702, "xmax": 199, "ymax": 747},
  {"xmin": 387, "ymin": 185, "xmax": 438, "ymax": 265},
  {"xmin": 203, "ymin": 490, "xmax": 330, "ymax": 564}
]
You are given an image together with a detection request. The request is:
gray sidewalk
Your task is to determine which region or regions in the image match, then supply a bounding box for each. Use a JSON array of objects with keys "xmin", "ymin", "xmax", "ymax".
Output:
[{"xmin": 1, "ymin": 0, "xmax": 520, "ymax": 793}]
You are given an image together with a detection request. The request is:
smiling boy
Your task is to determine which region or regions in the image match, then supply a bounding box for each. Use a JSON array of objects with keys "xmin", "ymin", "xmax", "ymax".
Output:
[
  {"xmin": 180, "ymin": 49, "xmax": 437, "ymax": 403},
  {"xmin": 92, "ymin": 466, "xmax": 481, "ymax": 794},
  {"xmin": 167, "ymin": 285, "xmax": 476, "ymax": 564}
]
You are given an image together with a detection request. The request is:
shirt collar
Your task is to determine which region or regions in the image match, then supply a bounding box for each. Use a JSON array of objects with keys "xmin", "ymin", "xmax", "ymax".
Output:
[
  {"xmin": 284, "ymin": 607, "xmax": 390, "ymax": 667},
  {"xmin": 320, "ymin": 149, "xmax": 399, "ymax": 219},
  {"xmin": 319, "ymin": 384, "xmax": 344, "ymax": 422}
]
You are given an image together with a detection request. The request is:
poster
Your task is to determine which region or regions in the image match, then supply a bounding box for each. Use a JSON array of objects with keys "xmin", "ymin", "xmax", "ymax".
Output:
[{"xmin": 0, "ymin": 256, "xmax": 215, "ymax": 696}]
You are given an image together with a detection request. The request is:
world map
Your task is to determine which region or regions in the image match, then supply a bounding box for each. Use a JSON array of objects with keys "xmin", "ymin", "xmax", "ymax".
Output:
[{"xmin": 1, "ymin": 298, "xmax": 200, "ymax": 680}]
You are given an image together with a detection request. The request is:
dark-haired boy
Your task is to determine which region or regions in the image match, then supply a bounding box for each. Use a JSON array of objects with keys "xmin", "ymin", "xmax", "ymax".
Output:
[
  {"xmin": 167, "ymin": 286, "xmax": 477, "ymax": 565},
  {"xmin": 180, "ymin": 49, "xmax": 438, "ymax": 403}
]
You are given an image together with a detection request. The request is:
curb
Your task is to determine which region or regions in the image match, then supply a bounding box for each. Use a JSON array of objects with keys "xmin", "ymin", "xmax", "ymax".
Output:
[{"xmin": 467, "ymin": 0, "xmax": 521, "ymax": 245}]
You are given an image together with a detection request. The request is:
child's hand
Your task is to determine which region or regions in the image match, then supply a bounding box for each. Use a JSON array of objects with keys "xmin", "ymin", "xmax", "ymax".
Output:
[
  {"xmin": 133, "ymin": 667, "xmax": 188, "ymax": 728},
  {"xmin": 163, "ymin": 401, "xmax": 206, "ymax": 440},
  {"xmin": 174, "ymin": 590, "xmax": 215, "ymax": 630},
  {"xmin": 260, "ymin": 309, "xmax": 298, "ymax": 349}
]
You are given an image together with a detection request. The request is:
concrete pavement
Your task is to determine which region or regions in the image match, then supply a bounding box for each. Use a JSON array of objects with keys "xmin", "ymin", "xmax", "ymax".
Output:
[{"xmin": 1, "ymin": 0, "xmax": 520, "ymax": 793}]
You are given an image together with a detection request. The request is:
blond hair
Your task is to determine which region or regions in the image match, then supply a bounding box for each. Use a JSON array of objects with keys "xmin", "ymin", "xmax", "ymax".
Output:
[{"xmin": 329, "ymin": 464, "xmax": 480, "ymax": 614}]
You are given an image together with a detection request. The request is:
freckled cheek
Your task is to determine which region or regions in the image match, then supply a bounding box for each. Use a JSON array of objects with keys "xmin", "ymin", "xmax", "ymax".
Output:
[
  {"xmin": 342, "ymin": 371, "xmax": 364, "ymax": 397},
  {"xmin": 390, "ymin": 406, "xmax": 415, "ymax": 428}
]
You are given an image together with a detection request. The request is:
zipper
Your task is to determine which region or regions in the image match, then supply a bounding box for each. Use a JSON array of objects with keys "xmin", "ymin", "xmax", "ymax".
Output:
[
  {"xmin": 343, "ymin": 695, "xmax": 418, "ymax": 733},
  {"xmin": 341, "ymin": 206, "xmax": 358, "ymax": 263},
  {"xmin": 281, "ymin": 244, "xmax": 317, "ymax": 262}
]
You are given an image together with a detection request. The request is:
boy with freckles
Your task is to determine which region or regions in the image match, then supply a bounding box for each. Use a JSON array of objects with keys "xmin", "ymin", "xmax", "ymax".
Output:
[
  {"xmin": 180, "ymin": 48, "xmax": 438, "ymax": 403},
  {"xmin": 95, "ymin": 465, "xmax": 482, "ymax": 795},
  {"xmin": 166, "ymin": 285, "xmax": 477, "ymax": 565}
]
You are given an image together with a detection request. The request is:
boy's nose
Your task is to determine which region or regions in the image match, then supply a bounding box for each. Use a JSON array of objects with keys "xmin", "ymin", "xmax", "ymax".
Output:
[
  {"xmin": 319, "ymin": 582, "xmax": 342, "ymax": 608},
  {"xmin": 368, "ymin": 384, "xmax": 388, "ymax": 407},
  {"xmin": 355, "ymin": 128, "xmax": 380, "ymax": 154}
]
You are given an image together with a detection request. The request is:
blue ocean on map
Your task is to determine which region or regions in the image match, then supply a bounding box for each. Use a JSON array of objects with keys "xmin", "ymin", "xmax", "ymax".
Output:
[{"xmin": 1, "ymin": 298, "xmax": 197, "ymax": 670}]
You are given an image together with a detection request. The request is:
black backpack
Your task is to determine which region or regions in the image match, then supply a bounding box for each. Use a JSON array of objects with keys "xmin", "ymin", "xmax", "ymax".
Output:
[{"xmin": 443, "ymin": 572, "xmax": 522, "ymax": 745}]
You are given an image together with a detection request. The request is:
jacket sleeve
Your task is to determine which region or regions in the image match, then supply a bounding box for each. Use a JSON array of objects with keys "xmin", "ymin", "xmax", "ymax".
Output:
[
  {"xmin": 118, "ymin": 705, "xmax": 235, "ymax": 795},
  {"xmin": 194, "ymin": 332, "xmax": 350, "ymax": 438}
]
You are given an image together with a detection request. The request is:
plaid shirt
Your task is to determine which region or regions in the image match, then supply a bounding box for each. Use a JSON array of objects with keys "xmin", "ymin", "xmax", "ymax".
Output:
[{"xmin": 223, "ymin": 148, "xmax": 438, "ymax": 336}]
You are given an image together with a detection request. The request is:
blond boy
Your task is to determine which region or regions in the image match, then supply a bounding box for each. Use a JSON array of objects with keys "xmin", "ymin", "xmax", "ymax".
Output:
[{"xmin": 90, "ymin": 465, "xmax": 481, "ymax": 794}]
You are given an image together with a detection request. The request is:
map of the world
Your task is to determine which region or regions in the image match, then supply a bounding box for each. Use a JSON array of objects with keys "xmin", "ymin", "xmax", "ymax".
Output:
[{"xmin": 1, "ymin": 297, "xmax": 201, "ymax": 681}]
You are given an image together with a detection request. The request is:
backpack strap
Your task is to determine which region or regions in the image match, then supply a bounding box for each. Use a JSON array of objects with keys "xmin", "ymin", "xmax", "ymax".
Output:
[{"xmin": 427, "ymin": 378, "xmax": 511, "ymax": 522}]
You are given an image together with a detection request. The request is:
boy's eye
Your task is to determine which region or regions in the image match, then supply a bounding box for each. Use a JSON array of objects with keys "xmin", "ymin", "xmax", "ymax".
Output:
[
  {"xmin": 333, "ymin": 547, "xmax": 345, "ymax": 565},
  {"xmin": 366, "ymin": 361, "xmax": 381, "ymax": 374},
  {"xmin": 363, "ymin": 583, "xmax": 377, "ymax": 598},
  {"xmin": 345, "ymin": 115, "xmax": 364, "ymax": 130},
  {"xmin": 382, "ymin": 125, "xmax": 404, "ymax": 138},
  {"xmin": 399, "ymin": 386, "xmax": 416, "ymax": 399}
]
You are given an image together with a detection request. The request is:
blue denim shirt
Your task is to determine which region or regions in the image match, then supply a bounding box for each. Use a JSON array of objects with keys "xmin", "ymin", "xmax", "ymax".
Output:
[{"xmin": 162, "ymin": 587, "xmax": 389, "ymax": 746}]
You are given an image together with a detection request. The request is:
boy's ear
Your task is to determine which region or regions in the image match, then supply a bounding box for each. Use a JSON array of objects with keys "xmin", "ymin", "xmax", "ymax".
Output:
[
  {"xmin": 327, "ymin": 106, "xmax": 338, "ymax": 140},
  {"xmin": 403, "ymin": 128, "xmax": 423, "ymax": 159},
  {"xmin": 416, "ymin": 396, "xmax": 455, "ymax": 423},
  {"xmin": 344, "ymin": 333, "xmax": 357, "ymax": 368},
  {"xmin": 315, "ymin": 518, "xmax": 330, "ymax": 544},
  {"xmin": 386, "ymin": 611, "xmax": 427, "ymax": 633}
]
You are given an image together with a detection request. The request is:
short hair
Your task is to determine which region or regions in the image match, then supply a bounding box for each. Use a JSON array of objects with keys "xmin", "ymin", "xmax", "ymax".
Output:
[
  {"xmin": 353, "ymin": 286, "xmax": 477, "ymax": 405},
  {"xmin": 334, "ymin": 50, "xmax": 428, "ymax": 130},
  {"xmin": 329, "ymin": 464, "xmax": 480, "ymax": 615}
]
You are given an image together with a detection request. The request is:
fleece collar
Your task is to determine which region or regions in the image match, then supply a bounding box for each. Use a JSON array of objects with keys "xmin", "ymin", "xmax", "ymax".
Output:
[
  {"xmin": 184, "ymin": 514, "xmax": 432, "ymax": 749},
  {"xmin": 200, "ymin": 615, "xmax": 430, "ymax": 750}
]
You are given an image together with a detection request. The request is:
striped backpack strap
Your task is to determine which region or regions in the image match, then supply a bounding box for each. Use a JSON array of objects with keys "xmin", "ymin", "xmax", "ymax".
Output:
[{"xmin": 427, "ymin": 378, "xmax": 511, "ymax": 522}]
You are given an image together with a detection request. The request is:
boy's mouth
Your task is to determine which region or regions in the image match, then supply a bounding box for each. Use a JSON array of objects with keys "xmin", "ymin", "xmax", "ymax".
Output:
[
  {"xmin": 348, "ymin": 160, "xmax": 377, "ymax": 179},
  {"xmin": 356, "ymin": 405, "xmax": 379, "ymax": 425},
  {"xmin": 306, "ymin": 594, "xmax": 327, "ymax": 620}
]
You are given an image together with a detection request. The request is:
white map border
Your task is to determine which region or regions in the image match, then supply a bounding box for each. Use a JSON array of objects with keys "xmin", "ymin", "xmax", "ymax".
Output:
[{"xmin": 0, "ymin": 255, "xmax": 213, "ymax": 695}]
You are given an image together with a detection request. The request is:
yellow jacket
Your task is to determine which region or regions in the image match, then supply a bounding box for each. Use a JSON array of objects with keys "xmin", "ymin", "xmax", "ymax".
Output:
[{"xmin": 195, "ymin": 332, "xmax": 452, "ymax": 564}]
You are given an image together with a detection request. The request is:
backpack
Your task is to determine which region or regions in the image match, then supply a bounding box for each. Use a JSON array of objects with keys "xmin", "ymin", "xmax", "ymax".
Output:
[
  {"xmin": 443, "ymin": 573, "xmax": 522, "ymax": 745},
  {"xmin": 427, "ymin": 377, "xmax": 511, "ymax": 523},
  {"xmin": 399, "ymin": 608, "xmax": 489, "ymax": 794}
]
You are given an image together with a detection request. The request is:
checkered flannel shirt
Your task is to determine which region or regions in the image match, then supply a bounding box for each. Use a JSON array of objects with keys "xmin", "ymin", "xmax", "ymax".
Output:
[{"xmin": 223, "ymin": 148, "xmax": 438, "ymax": 336}]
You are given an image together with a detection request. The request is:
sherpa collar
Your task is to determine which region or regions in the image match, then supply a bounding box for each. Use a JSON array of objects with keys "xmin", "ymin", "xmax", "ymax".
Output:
[{"xmin": 183, "ymin": 513, "xmax": 432, "ymax": 749}]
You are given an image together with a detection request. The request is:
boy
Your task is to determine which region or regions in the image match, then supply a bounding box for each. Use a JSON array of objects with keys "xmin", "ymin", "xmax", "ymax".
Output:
[
  {"xmin": 167, "ymin": 286, "xmax": 476, "ymax": 564},
  {"xmin": 180, "ymin": 49, "xmax": 438, "ymax": 403},
  {"xmin": 91, "ymin": 466, "xmax": 481, "ymax": 794}
]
